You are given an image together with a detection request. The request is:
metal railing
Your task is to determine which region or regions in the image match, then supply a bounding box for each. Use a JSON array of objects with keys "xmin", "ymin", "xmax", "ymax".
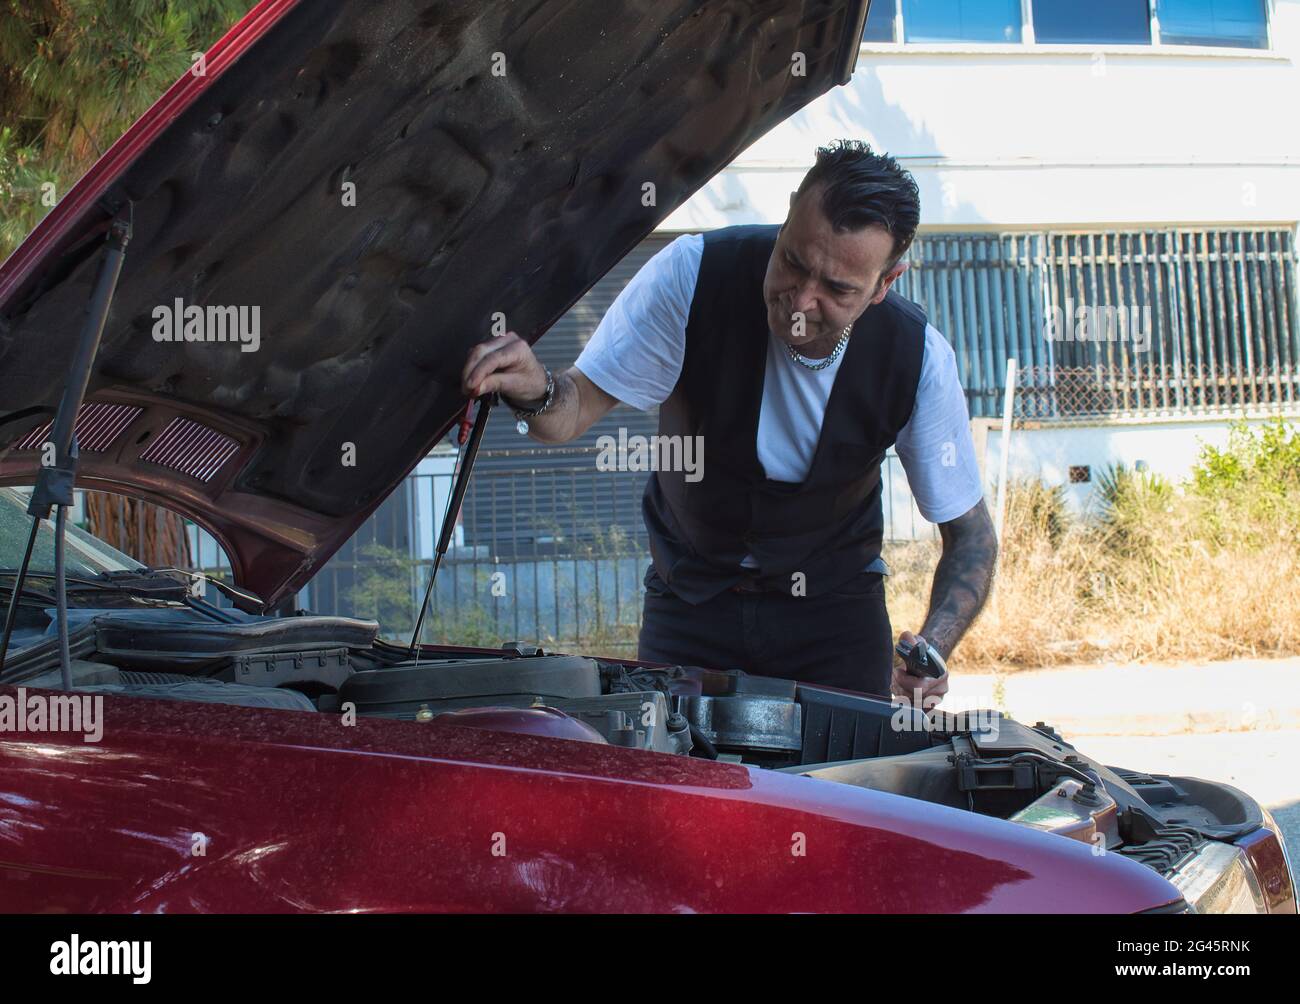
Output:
[
  {"xmin": 1015, "ymin": 363, "xmax": 1300, "ymax": 421},
  {"xmin": 198, "ymin": 446, "xmax": 936, "ymax": 655},
  {"xmin": 191, "ymin": 227, "xmax": 1300, "ymax": 648},
  {"xmin": 898, "ymin": 228, "xmax": 1300, "ymax": 419}
]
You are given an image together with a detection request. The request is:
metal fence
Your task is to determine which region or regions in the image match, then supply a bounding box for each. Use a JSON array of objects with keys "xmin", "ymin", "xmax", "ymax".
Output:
[
  {"xmin": 1014, "ymin": 363, "xmax": 1300, "ymax": 422},
  {"xmin": 199, "ymin": 446, "xmax": 937, "ymax": 655},
  {"xmin": 193, "ymin": 226, "xmax": 1299, "ymax": 649},
  {"xmin": 897, "ymin": 228, "xmax": 1300, "ymax": 420}
]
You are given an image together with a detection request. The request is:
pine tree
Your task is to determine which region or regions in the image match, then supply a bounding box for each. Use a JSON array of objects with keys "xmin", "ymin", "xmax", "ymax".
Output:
[
  {"xmin": 2, "ymin": 1, "xmax": 251, "ymax": 569},
  {"xmin": 2, "ymin": 1, "xmax": 250, "ymax": 254}
]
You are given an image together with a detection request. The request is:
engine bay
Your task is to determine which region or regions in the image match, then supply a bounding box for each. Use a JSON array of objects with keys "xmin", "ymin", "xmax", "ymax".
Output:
[{"xmin": 1, "ymin": 608, "xmax": 1268, "ymax": 882}]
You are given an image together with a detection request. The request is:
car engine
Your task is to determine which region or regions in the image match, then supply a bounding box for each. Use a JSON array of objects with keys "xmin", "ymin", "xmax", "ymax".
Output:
[{"xmin": 1, "ymin": 609, "xmax": 1274, "ymax": 891}]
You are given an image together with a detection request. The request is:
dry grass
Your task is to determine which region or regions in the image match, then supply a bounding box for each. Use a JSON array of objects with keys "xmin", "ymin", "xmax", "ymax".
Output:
[
  {"xmin": 887, "ymin": 451, "xmax": 1300, "ymax": 672},
  {"xmin": 432, "ymin": 423, "xmax": 1300, "ymax": 671}
]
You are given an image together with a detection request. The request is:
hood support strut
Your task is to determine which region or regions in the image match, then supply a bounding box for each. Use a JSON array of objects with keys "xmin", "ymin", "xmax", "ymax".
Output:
[
  {"xmin": 0, "ymin": 207, "xmax": 133, "ymax": 683},
  {"xmin": 408, "ymin": 393, "xmax": 495, "ymax": 660}
]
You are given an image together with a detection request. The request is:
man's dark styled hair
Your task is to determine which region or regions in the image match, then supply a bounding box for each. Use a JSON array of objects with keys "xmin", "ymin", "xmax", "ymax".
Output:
[{"xmin": 794, "ymin": 140, "xmax": 920, "ymax": 267}]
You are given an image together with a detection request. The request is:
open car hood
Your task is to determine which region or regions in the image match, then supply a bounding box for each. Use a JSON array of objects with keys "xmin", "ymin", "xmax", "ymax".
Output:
[{"xmin": 0, "ymin": 0, "xmax": 868, "ymax": 608}]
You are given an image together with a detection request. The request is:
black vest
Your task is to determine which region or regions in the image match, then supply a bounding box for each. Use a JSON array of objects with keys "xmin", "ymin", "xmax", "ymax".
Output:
[{"xmin": 642, "ymin": 224, "xmax": 927, "ymax": 603}]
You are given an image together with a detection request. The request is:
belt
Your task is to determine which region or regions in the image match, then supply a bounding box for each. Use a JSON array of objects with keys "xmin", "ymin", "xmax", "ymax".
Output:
[{"xmin": 727, "ymin": 556, "xmax": 892, "ymax": 595}]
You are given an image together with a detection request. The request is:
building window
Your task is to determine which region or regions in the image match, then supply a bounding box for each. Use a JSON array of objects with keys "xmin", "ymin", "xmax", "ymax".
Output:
[
  {"xmin": 1032, "ymin": 0, "xmax": 1151, "ymax": 44},
  {"xmin": 864, "ymin": 0, "xmax": 1271, "ymax": 48},
  {"xmin": 1158, "ymin": 0, "xmax": 1269, "ymax": 49},
  {"xmin": 863, "ymin": 1, "xmax": 896, "ymax": 42},
  {"xmin": 902, "ymin": 0, "xmax": 1023, "ymax": 43}
]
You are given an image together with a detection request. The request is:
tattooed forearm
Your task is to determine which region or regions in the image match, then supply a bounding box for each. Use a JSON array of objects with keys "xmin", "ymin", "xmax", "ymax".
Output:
[{"xmin": 920, "ymin": 499, "xmax": 998, "ymax": 660}]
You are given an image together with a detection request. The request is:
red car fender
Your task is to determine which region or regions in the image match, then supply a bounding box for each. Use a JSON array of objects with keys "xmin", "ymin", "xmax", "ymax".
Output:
[{"xmin": 0, "ymin": 687, "xmax": 1184, "ymax": 913}]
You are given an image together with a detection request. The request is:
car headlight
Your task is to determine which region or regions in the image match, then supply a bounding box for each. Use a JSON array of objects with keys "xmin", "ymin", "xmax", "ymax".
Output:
[
  {"xmin": 1168, "ymin": 813, "xmax": 1296, "ymax": 914},
  {"xmin": 1168, "ymin": 842, "xmax": 1267, "ymax": 913}
]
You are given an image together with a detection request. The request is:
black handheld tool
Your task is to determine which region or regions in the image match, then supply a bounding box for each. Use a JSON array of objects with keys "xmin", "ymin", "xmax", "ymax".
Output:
[{"xmin": 895, "ymin": 636, "xmax": 948, "ymax": 679}]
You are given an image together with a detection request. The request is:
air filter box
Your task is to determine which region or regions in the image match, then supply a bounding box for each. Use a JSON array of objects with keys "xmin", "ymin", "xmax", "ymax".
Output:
[{"xmin": 337, "ymin": 655, "xmax": 601, "ymax": 720}]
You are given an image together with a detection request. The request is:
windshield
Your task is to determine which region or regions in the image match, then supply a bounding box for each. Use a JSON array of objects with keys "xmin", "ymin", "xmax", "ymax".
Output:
[{"xmin": 0, "ymin": 487, "xmax": 144, "ymax": 577}]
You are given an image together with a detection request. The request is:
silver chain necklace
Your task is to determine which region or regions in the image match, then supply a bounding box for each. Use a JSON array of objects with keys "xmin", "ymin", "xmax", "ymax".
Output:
[{"xmin": 786, "ymin": 323, "xmax": 851, "ymax": 371}]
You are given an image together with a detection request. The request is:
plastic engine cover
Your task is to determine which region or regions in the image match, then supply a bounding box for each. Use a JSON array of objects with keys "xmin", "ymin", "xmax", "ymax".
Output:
[{"xmin": 338, "ymin": 656, "xmax": 601, "ymax": 719}]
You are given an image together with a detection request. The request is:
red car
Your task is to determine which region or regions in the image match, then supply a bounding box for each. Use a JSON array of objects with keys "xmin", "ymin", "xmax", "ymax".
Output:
[{"xmin": 0, "ymin": 0, "xmax": 1293, "ymax": 914}]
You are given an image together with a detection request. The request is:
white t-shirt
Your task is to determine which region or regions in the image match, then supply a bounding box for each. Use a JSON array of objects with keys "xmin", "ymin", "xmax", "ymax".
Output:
[{"xmin": 574, "ymin": 233, "xmax": 984, "ymax": 532}]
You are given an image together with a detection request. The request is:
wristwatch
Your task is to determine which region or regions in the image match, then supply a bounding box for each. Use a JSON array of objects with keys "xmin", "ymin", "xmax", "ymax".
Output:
[{"xmin": 507, "ymin": 366, "xmax": 555, "ymax": 434}]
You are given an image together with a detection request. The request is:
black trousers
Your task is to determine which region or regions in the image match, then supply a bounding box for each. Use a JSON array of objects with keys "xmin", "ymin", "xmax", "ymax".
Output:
[{"xmin": 636, "ymin": 564, "xmax": 894, "ymax": 697}]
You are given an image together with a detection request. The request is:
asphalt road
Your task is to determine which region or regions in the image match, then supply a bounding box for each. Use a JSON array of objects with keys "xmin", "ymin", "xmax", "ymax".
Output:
[{"xmin": 1079, "ymin": 730, "xmax": 1300, "ymax": 866}]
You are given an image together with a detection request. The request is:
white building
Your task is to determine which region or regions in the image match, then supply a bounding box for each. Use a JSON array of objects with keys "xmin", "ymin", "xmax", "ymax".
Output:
[{"xmin": 669, "ymin": 0, "xmax": 1300, "ymax": 233}]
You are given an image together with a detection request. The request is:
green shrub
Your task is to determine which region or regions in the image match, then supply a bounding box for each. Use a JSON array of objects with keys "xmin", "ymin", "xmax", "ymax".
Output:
[
  {"xmin": 1190, "ymin": 419, "xmax": 1300, "ymax": 547},
  {"xmin": 1093, "ymin": 463, "xmax": 1177, "ymax": 563},
  {"xmin": 347, "ymin": 544, "xmax": 418, "ymax": 636}
]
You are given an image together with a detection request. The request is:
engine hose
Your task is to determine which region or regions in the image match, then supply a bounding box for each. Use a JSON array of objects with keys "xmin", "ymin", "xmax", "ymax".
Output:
[{"xmin": 688, "ymin": 723, "xmax": 719, "ymax": 760}]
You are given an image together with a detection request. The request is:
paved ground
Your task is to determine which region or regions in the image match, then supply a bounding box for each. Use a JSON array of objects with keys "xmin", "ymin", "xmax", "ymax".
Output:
[
  {"xmin": 1079, "ymin": 730, "xmax": 1300, "ymax": 864},
  {"xmin": 937, "ymin": 658, "xmax": 1300, "ymax": 867},
  {"xmin": 945, "ymin": 656, "xmax": 1300, "ymax": 737}
]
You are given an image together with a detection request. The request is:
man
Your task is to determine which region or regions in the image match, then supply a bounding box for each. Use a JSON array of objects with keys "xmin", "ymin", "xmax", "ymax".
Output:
[{"xmin": 462, "ymin": 141, "xmax": 996, "ymax": 706}]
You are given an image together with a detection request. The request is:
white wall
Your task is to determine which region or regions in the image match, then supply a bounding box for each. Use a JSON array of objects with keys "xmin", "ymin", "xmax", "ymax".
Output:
[
  {"xmin": 664, "ymin": 1, "xmax": 1300, "ymax": 232},
  {"xmin": 982, "ymin": 415, "xmax": 1296, "ymax": 514},
  {"xmin": 412, "ymin": 450, "xmax": 460, "ymax": 559}
]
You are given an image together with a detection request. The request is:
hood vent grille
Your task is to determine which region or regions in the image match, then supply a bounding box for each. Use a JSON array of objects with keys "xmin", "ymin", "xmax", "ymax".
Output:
[
  {"xmin": 139, "ymin": 417, "xmax": 240, "ymax": 482},
  {"xmin": 11, "ymin": 402, "xmax": 143, "ymax": 453}
]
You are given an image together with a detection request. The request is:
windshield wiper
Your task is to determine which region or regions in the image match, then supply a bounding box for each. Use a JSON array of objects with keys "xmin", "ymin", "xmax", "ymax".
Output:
[
  {"xmin": 0, "ymin": 206, "xmax": 132, "ymax": 684},
  {"xmin": 2, "ymin": 567, "xmax": 263, "ymax": 621},
  {"xmin": 1, "ymin": 569, "xmax": 192, "ymax": 603},
  {"xmin": 139, "ymin": 566, "xmax": 266, "ymax": 610},
  {"xmin": 0, "ymin": 577, "xmax": 59, "ymax": 607}
]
